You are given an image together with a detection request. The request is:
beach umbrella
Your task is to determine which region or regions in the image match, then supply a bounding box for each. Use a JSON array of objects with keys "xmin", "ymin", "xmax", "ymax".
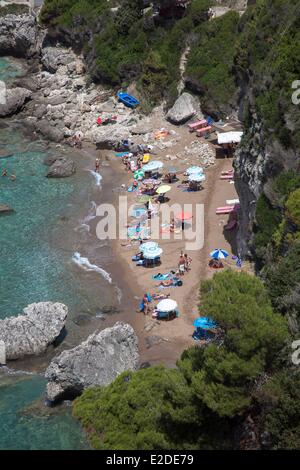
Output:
[
  {"xmin": 175, "ymin": 211, "xmax": 193, "ymax": 221},
  {"xmin": 134, "ymin": 169, "xmax": 144, "ymax": 180},
  {"xmin": 186, "ymin": 166, "xmax": 204, "ymax": 175},
  {"xmin": 175, "ymin": 211, "xmax": 193, "ymax": 230},
  {"xmin": 156, "ymin": 185, "xmax": 171, "ymax": 195},
  {"xmin": 143, "ymin": 246, "xmax": 163, "ymax": 259},
  {"xmin": 157, "ymin": 298, "xmax": 178, "ymax": 312},
  {"xmin": 140, "ymin": 241, "xmax": 158, "ymax": 252},
  {"xmin": 167, "ymin": 166, "xmax": 178, "ymax": 174},
  {"xmin": 137, "ymin": 195, "xmax": 152, "ymax": 203},
  {"xmin": 210, "ymin": 249, "xmax": 229, "ymax": 260},
  {"xmin": 193, "ymin": 317, "xmax": 217, "ymax": 329},
  {"xmin": 143, "ymin": 178, "xmax": 159, "ymax": 185},
  {"xmin": 143, "ymin": 161, "xmax": 164, "ymax": 172},
  {"xmin": 188, "ymin": 173, "xmax": 206, "ymax": 183}
]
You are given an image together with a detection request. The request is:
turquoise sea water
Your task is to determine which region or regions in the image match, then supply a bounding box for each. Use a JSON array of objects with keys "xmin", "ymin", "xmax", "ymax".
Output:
[
  {"xmin": 0, "ymin": 57, "xmax": 107, "ymax": 449},
  {"xmin": 0, "ymin": 373, "xmax": 88, "ymax": 450}
]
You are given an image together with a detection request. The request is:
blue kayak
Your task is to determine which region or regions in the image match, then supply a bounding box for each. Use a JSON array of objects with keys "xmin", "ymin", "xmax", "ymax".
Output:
[{"xmin": 117, "ymin": 92, "xmax": 140, "ymax": 109}]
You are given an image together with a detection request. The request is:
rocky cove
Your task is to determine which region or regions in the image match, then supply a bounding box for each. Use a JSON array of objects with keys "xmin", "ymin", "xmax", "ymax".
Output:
[{"xmin": 0, "ymin": 1, "xmax": 299, "ymax": 452}]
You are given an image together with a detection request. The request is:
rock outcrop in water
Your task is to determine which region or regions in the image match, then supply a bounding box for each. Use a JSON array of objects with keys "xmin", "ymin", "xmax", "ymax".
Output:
[
  {"xmin": 0, "ymin": 204, "xmax": 13, "ymax": 215},
  {"xmin": 0, "ymin": 11, "xmax": 42, "ymax": 58},
  {"xmin": 45, "ymin": 322, "xmax": 139, "ymax": 403},
  {"xmin": 46, "ymin": 156, "xmax": 76, "ymax": 178},
  {"xmin": 0, "ymin": 87, "xmax": 32, "ymax": 117},
  {"xmin": 0, "ymin": 302, "xmax": 68, "ymax": 361}
]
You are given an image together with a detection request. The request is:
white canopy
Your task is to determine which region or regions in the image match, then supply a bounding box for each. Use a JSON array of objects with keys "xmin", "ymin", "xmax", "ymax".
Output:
[
  {"xmin": 156, "ymin": 299, "xmax": 178, "ymax": 312},
  {"xmin": 217, "ymin": 131, "xmax": 243, "ymax": 145}
]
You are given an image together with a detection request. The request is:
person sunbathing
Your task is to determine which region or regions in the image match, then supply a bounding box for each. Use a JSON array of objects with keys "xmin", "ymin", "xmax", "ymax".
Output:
[{"xmin": 156, "ymin": 277, "xmax": 182, "ymax": 287}]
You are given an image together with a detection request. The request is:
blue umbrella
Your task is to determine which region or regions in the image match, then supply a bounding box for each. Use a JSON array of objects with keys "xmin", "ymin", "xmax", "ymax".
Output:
[
  {"xmin": 210, "ymin": 249, "xmax": 229, "ymax": 260},
  {"xmin": 193, "ymin": 317, "xmax": 217, "ymax": 329}
]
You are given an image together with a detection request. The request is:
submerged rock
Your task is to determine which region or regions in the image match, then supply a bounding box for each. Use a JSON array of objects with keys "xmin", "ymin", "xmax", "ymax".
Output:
[
  {"xmin": 46, "ymin": 157, "xmax": 76, "ymax": 178},
  {"xmin": 0, "ymin": 302, "xmax": 68, "ymax": 361},
  {"xmin": 166, "ymin": 92, "xmax": 202, "ymax": 124},
  {"xmin": 0, "ymin": 204, "xmax": 14, "ymax": 215},
  {"xmin": 45, "ymin": 322, "xmax": 139, "ymax": 403},
  {"xmin": 0, "ymin": 87, "xmax": 32, "ymax": 117}
]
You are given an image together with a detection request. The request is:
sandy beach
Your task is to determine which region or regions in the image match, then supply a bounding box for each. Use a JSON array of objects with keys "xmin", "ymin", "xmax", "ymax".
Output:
[{"xmin": 96, "ymin": 112, "xmax": 248, "ymax": 367}]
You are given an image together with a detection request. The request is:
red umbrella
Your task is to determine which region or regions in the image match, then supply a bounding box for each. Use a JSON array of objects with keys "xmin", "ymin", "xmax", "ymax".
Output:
[
  {"xmin": 175, "ymin": 211, "xmax": 193, "ymax": 230},
  {"xmin": 175, "ymin": 211, "xmax": 193, "ymax": 221}
]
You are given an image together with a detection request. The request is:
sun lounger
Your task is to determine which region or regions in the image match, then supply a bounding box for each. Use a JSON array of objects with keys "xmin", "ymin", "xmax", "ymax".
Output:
[
  {"xmin": 226, "ymin": 199, "xmax": 240, "ymax": 205},
  {"xmin": 188, "ymin": 119, "xmax": 207, "ymax": 132},
  {"xmin": 196, "ymin": 126, "xmax": 212, "ymax": 136},
  {"xmin": 220, "ymin": 174, "xmax": 234, "ymax": 180},
  {"xmin": 224, "ymin": 219, "xmax": 238, "ymax": 230},
  {"xmin": 115, "ymin": 152, "xmax": 130, "ymax": 157},
  {"xmin": 216, "ymin": 205, "xmax": 235, "ymax": 214}
]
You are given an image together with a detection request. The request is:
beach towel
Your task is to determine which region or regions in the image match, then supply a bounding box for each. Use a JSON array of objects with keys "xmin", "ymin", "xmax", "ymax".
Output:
[
  {"xmin": 115, "ymin": 152, "xmax": 130, "ymax": 157},
  {"xmin": 152, "ymin": 273, "xmax": 171, "ymax": 281}
]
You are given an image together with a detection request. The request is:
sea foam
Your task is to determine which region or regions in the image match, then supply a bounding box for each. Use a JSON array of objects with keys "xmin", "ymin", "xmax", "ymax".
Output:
[{"xmin": 72, "ymin": 252, "xmax": 112, "ymax": 284}]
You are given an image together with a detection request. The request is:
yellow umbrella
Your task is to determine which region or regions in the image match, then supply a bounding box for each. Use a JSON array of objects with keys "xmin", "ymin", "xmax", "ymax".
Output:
[
  {"xmin": 143, "ymin": 154, "xmax": 150, "ymax": 164},
  {"xmin": 156, "ymin": 185, "xmax": 171, "ymax": 194}
]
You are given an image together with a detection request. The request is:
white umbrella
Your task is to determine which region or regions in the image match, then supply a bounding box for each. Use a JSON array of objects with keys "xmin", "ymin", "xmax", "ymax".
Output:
[
  {"xmin": 188, "ymin": 173, "xmax": 206, "ymax": 182},
  {"xmin": 143, "ymin": 161, "xmax": 164, "ymax": 172},
  {"xmin": 140, "ymin": 241, "xmax": 158, "ymax": 252},
  {"xmin": 156, "ymin": 299, "xmax": 178, "ymax": 312},
  {"xmin": 186, "ymin": 166, "xmax": 203, "ymax": 175},
  {"xmin": 143, "ymin": 247, "xmax": 163, "ymax": 259}
]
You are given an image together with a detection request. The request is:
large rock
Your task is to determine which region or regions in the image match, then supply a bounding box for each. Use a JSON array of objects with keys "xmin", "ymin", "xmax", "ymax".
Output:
[
  {"xmin": 45, "ymin": 322, "xmax": 139, "ymax": 403},
  {"xmin": 41, "ymin": 47, "xmax": 76, "ymax": 74},
  {"xmin": 166, "ymin": 92, "xmax": 202, "ymax": 124},
  {"xmin": 92, "ymin": 125, "xmax": 130, "ymax": 149},
  {"xmin": 0, "ymin": 12, "xmax": 42, "ymax": 58},
  {"xmin": 35, "ymin": 120, "xmax": 65, "ymax": 143},
  {"xmin": 46, "ymin": 157, "xmax": 76, "ymax": 178},
  {"xmin": 0, "ymin": 87, "xmax": 32, "ymax": 117},
  {"xmin": 0, "ymin": 302, "xmax": 68, "ymax": 361}
]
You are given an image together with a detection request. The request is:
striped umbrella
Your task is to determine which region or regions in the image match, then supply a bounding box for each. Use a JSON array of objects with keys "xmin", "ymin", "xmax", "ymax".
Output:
[
  {"xmin": 140, "ymin": 241, "xmax": 158, "ymax": 252},
  {"xmin": 210, "ymin": 249, "xmax": 229, "ymax": 260},
  {"xmin": 143, "ymin": 246, "xmax": 163, "ymax": 259},
  {"xmin": 134, "ymin": 169, "xmax": 145, "ymax": 180}
]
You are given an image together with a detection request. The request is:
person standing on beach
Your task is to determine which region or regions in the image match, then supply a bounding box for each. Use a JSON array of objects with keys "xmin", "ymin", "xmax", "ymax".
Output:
[
  {"xmin": 143, "ymin": 293, "xmax": 149, "ymax": 315},
  {"xmin": 95, "ymin": 158, "xmax": 100, "ymax": 173},
  {"xmin": 178, "ymin": 252, "xmax": 185, "ymax": 276},
  {"xmin": 184, "ymin": 253, "xmax": 192, "ymax": 272}
]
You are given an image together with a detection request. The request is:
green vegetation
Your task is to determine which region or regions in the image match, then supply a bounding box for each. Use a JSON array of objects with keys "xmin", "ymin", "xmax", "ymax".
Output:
[
  {"xmin": 186, "ymin": 10, "xmax": 240, "ymax": 117},
  {"xmin": 74, "ymin": 271, "xmax": 289, "ymax": 450},
  {"xmin": 254, "ymin": 370, "xmax": 300, "ymax": 449}
]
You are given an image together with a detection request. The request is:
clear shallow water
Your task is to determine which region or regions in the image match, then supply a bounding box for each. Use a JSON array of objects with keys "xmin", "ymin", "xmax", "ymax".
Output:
[
  {"xmin": 0, "ymin": 373, "xmax": 89, "ymax": 450},
  {"xmin": 0, "ymin": 57, "xmax": 117, "ymax": 449}
]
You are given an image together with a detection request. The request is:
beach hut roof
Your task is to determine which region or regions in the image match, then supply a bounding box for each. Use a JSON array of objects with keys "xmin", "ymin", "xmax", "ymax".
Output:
[{"xmin": 217, "ymin": 131, "xmax": 243, "ymax": 145}]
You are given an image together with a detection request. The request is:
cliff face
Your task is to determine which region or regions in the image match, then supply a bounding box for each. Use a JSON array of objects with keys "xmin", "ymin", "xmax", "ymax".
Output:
[
  {"xmin": 0, "ymin": 11, "xmax": 43, "ymax": 58},
  {"xmin": 234, "ymin": 118, "xmax": 299, "ymax": 257}
]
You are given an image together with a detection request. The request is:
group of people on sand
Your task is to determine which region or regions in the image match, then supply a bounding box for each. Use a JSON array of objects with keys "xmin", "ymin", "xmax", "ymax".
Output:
[
  {"xmin": 178, "ymin": 251, "xmax": 192, "ymax": 276},
  {"xmin": 2, "ymin": 169, "xmax": 16, "ymax": 181}
]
